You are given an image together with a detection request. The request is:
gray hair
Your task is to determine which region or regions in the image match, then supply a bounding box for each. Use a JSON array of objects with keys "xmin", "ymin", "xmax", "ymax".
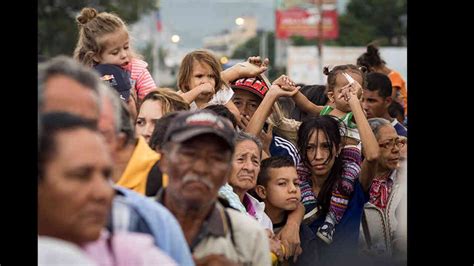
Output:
[
  {"xmin": 368, "ymin": 118, "xmax": 392, "ymax": 138},
  {"xmin": 235, "ymin": 131, "xmax": 263, "ymax": 157},
  {"xmin": 97, "ymin": 83, "xmax": 122, "ymax": 134},
  {"xmin": 38, "ymin": 55, "xmax": 102, "ymax": 111}
]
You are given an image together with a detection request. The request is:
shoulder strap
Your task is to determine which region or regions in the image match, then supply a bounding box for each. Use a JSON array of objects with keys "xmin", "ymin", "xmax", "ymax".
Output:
[
  {"xmin": 145, "ymin": 160, "xmax": 163, "ymax": 197},
  {"xmin": 223, "ymin": 209, "xmax": 237, "ymax": 248}
]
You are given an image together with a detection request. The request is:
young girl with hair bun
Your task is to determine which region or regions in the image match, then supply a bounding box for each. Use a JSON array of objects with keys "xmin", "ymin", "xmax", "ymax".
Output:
[{"xmin": 74, "ymin": 7, "xmax": 156, "ymax": 100}]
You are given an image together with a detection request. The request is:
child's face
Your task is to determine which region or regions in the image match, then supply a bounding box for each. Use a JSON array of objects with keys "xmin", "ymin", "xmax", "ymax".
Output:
[
  {"xmin": 329, "ymin": 72, "xmax": 363, "ymax": 112},
  {"xmin": 264, "ymin": 167, "xmax": 301, "ymax": 211},
  {"xmin": 95, "ymin": 29, "xmax": 131, "ymax": 67},
  {"xmin": 189, "ymin": 60, "xmax": 216, "ymax": 99}
]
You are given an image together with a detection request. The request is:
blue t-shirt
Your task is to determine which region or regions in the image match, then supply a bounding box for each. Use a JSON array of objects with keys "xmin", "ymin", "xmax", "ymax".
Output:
[
  {"xmin": 393, "ymin": 120, "xmax": 407, "ymax": 137},
  {"xmin": 269, "ymin": 134, "xmax": 300, "ymax": 166},
  {"xmin": 302, "ymin": 180, "xmax": 369, "ymax": 265}
]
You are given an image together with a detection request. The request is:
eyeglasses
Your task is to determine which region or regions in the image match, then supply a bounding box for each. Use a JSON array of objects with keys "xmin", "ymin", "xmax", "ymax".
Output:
[{"xmin": 378, "ymin": 137, "xmax": 407, "ymax": 149}]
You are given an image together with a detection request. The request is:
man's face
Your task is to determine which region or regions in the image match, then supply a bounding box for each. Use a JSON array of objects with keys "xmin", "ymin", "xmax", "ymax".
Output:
[
  {"xmin": 232, "ymin": 89, "xmax": 262, "ymax": 119},
  {"xmin": 161, "ymin": 134, "xmax": 232, "ymax": 209},
  {"xmin": 361, "ymin": 89, "xmax": 391, "ymax": 119},
  {"xmin": 98, "ymin": 95, "xmax": 119, "ymax": 161},
  {"xmin": 43, "ymin": 75, "xmax": 100, "ymax": 121},
  {"xmin": 38, "ymin": 128, "xmax": 114, "ymax": 245}
]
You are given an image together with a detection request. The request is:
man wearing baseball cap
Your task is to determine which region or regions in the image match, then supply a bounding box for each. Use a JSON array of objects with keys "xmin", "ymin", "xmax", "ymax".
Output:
[
  {"xmin": 231, "ymin": 76, "xmax": 301, "ymax": 166},
  {"xmin": 156, "ymin": 110, "xmax": 271, "ymax": 266}
]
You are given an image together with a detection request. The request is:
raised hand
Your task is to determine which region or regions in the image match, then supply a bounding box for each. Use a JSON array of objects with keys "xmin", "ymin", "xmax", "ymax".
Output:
[
  {"xmin": 270, "ymin": 75, "xmax": 300, "ymax": 97},
  {"xmin": 234, "ymin": 56, "xmax": 269, "ymax": 78},
  {"xmin": 248, "ymin": 56, "xmax": 270, "ymax": 68}
]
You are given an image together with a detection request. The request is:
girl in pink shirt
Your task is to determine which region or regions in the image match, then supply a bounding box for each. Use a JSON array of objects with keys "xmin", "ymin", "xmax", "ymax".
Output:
[{"xmin": 74, "ymin": 7, "xmax": 156, "ymax": 100}]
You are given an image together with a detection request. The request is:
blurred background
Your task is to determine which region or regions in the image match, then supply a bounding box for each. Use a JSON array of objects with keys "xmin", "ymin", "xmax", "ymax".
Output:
[{"xmin": 38, "ymin": 0, "xmax": 407, "ymax": 87}]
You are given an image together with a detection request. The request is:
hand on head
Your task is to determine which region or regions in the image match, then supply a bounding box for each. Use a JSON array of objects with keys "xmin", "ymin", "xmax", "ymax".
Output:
[{"xmin": 338, "ymin": 77, "xmax": 361, "ymax": 102}]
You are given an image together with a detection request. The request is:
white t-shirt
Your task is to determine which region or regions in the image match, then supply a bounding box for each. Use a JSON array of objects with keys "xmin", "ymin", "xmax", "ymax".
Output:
[{"xmin": 190, "ymin": 86, "xmax": 235, "ymax": 111}]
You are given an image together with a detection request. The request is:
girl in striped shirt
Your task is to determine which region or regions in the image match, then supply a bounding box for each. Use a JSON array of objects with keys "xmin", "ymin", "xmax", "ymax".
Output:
[{"xmin": 74, "ymin": 7, "xmax": 157, "ymax": 101}]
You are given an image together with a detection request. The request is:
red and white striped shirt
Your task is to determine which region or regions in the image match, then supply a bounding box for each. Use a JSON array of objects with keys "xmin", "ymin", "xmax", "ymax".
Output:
[{"xmin": 123, "ymin": 58, "xmax": 157, "ymax": 100}]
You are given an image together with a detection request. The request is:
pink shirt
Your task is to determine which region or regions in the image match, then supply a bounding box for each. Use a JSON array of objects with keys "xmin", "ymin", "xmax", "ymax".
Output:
[
  {"xmin": 123, "ymin": 58, "xmax": 157, "ymax": 100},
  {"xmin": 82, "ymin": 230, "xmax": 177, "ymax": 266}
]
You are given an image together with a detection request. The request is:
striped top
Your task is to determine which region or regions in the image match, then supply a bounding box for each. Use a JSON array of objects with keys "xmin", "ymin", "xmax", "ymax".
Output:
[
  {"xmin": 270, "ymin": 135, "xmax": 301, "ymax": 166},
  {"xmin": 123, "ymin": 58, "xmax": 157, "ymax": 100},
  {"xmin": 299, "ymin": 146, "xmax": 362, "ymax": 208}
]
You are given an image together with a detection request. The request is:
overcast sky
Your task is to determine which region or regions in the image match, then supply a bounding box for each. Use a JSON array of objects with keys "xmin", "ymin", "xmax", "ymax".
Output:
[{"xmin": 131, "ymin": 0, "xmax": 348, "ymax": 49}]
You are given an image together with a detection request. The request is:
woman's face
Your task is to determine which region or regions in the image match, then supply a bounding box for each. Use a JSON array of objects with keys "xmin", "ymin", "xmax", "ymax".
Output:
[
  {"xmin": 38, "ymin": 129, "xmax": 114, "ymax": 245},
  {"xmin": 306, "ymin": 129, "xmax": 337, "ymax": 178},
  {"xmin": 135, "ymin": 99, "xmax": 164, "ymax": 143},
  {"xmin": 377, "ymin": 125, "xmax": 403, "ymax": 170},
  {"xmin": 229, "ymin": 140, "xmax": 261, "ymax": 194}
]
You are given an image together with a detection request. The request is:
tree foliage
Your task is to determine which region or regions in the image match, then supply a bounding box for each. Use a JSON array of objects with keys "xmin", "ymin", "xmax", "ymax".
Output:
[
  {"xmin": 336, "ymin": 0, "xmax": 406, "ymax": 46},
  {"xmin": 38, "ymin": 0, "xmax": 157, "ymax": 58}
]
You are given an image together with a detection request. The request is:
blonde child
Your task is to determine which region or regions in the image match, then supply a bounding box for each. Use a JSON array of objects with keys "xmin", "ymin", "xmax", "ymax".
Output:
[
  {"xmin": 73, "ymin": 7, "xmax": 156, "ymax": 100},
  {"xmin": 176, "ymin": 50, "xmax": 268, "ymax": 117}
]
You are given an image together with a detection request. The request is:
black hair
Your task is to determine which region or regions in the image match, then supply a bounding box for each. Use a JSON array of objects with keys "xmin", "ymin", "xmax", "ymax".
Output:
[
  {"xmin": 388, "ymin": 101, "xmax": 405, "ymax": 121},
  {"xmin": 291, "ymin": 84, "xmax": 328, "ymax": 121},
  {"xmin": 356, "ymin": 43, "xmax": 386, "ymax": 70},
  {"xmin": 366, "ymin": 72, "xmax": 392, "ymax": 98},
  {"xmin": 38, "ymin": 112, "xmax": 97, "ymax": 181},
  {"xmin": 149, "ymin": 112, "xmax": 180, "ymax": 151},
  {"xmin": 297, "ymin": 116, "xmax": 343, "ymax": 216},
  {"xmin": 119, "ymin": 100, "xmax": 135, "ymax": 145},
  {"xmin": 257, "ymin": 156, "xmax": 295, "ymax": 187},
  {"xmin": 204, "ymin": 104, "xmax": 237, "ymax": 129}
]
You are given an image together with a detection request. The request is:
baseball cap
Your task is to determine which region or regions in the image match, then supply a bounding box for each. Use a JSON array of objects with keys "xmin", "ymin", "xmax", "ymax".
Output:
[
  {"xmin": 93, "ymin": 64, "xmax": 132, "ymax": 101},
  {"xmin": 163, "ymin": 110, "xmax": 235, "ymax": 151},
  {"xmin": 230, "ymin": 76, "xmax": 269, "ymax": 99}
]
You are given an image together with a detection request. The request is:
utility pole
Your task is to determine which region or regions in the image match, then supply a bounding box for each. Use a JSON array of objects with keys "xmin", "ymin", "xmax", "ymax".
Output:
[{"xmin": 316, "ymin": 0, "xmax": 324, "ymax": 83}]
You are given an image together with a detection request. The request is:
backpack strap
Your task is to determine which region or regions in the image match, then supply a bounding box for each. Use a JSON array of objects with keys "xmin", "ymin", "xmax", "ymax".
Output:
[
  {"xmin": 223, "ymin": 209, "xmax": 237, "ymax": 248},
  {"xmin": 145, "ymin": 160, "xmax": 162, "ymax": 197}
]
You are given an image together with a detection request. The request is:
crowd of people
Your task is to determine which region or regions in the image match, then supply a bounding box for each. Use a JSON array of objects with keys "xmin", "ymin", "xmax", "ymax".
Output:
[{"xmin": 38, "ymin": 7, "xmax": 408, "ymax": 266}]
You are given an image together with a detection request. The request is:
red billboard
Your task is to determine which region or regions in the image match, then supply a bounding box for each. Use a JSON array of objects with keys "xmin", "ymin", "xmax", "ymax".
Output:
[{"xmin": 276, "ymin": 7, "xmax": 339, "ymax": 40}]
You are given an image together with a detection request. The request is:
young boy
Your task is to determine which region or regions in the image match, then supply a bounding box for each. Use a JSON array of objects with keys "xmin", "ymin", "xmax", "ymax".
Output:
[
  {"xmin": 255, "ymin": 156, "xmax": 301, "ymax": 264},
  {"xmin": 255, "ymin": 156, "xmax": 320, "ymax": 265}
]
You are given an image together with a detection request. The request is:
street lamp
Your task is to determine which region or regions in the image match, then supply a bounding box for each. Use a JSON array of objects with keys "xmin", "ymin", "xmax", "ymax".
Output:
[
  {"xmin": 171, "ymin": 34, "xmax": 180, "ymax": 43},
  {"xmin": 235, "ymin": 17, "xmax": 245, "ymax": 26}
]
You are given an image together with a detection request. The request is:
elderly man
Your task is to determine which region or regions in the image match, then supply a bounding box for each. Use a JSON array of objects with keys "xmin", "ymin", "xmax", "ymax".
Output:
[{"xmin": 157, "ymin": 110, "xmax": 271, "ymax": 266}]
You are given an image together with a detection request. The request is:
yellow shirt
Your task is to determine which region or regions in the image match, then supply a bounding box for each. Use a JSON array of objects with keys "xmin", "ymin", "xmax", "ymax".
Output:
[{"xmin": 117, "ymin": 136, "xmax": 160, "ymax": 195}]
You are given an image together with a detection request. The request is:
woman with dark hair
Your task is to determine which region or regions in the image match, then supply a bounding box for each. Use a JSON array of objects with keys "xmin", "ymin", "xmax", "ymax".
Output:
[
  {"xmin": 357, "ymin": 43, "xmax": 407, "ymax": 116},
  {"xmin": 295, "ymin": 113, "xmax": 379, "ymax": 265}
]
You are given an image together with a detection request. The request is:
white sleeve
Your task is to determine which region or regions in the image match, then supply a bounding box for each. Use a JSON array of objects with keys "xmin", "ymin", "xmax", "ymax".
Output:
[{"xmin": 210, "ymin": 86, "xmax": 234, "ymax": 105}]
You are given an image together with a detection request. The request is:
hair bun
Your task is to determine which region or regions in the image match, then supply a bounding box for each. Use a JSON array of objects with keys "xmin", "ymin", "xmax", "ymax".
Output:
[
  {"xmin": 76, "ymin": 7, "xmax": 98, "ymax": 25},
  {"xmin": 367, "ymin": 43, "xmax": 379, "ymax": 55},
  {"xmin": 323, "ymin": 66, "xmax": 332, "ymax": 76}
]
